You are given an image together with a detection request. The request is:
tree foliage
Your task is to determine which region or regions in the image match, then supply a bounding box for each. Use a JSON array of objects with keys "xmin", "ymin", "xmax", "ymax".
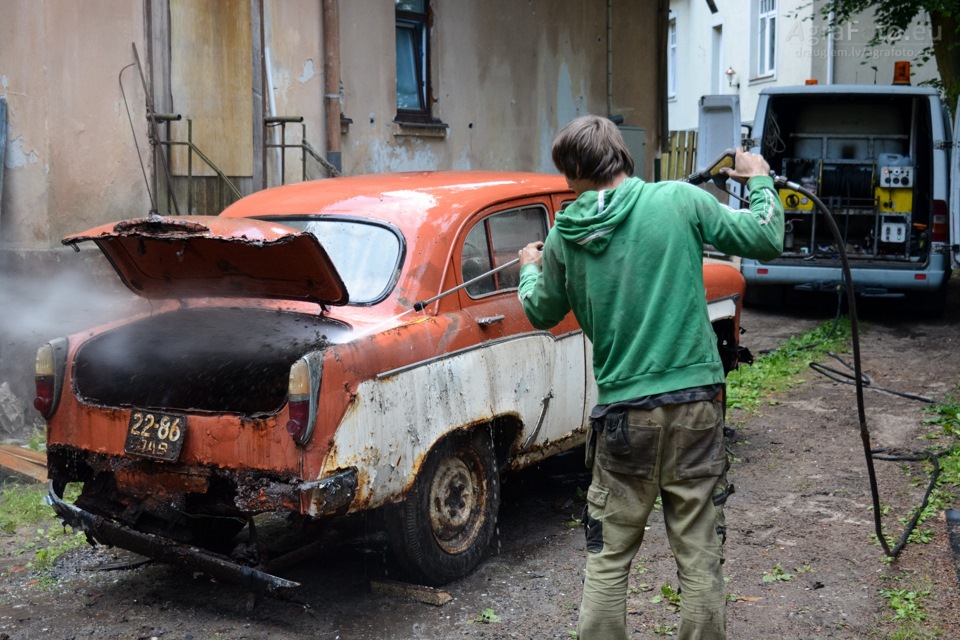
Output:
[{"xmin": 818, "ymin": 0, "xmax": 959, "ymax": 106}]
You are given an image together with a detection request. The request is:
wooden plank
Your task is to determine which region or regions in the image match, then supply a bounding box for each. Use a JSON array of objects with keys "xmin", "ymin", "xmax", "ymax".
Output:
[
  {"xmin": 370, "ymin": 578, "xmax": 453, "ymax": 606},
  {"xmin": 0, "ymin": 445, "xmax": 47, "ymax": 484}
]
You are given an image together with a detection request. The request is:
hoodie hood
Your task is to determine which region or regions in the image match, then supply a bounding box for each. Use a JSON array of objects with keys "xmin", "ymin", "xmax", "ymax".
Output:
[{"xmin": 553, "ymin": 176, "xmax": 644, "ymax": 254}]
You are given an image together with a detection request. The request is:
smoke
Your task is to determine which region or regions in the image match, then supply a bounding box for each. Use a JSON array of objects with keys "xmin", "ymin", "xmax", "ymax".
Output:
[
  {"xmin": 0, "ymin": 266, "xmax": 149, "ymax": 438},
  {"xmin": 0, "ymin": 268, "xmax": 148, "ymax": 348}
]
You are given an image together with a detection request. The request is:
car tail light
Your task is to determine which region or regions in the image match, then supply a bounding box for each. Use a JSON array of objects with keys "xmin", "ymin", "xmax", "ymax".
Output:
[
  {"xmin": 34, "ymin": 340, "xmax": 66, "ymax": 418},
  {"xmin": 286, "ymin": 358, "xmax": 312, "ymax": 444},
  {"xmin": 932, "ymin": 200, "xmax": 948, "ymax": 243}
]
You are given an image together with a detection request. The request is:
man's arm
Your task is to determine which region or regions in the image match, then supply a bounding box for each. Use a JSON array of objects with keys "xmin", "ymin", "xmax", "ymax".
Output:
[
  {"xmin": 517, "ymin": 238, "xmax": 571, "ymax": 330},
  {"xmin": 695, "ymin": 148, "xmax": 784, "ymax": 260}
]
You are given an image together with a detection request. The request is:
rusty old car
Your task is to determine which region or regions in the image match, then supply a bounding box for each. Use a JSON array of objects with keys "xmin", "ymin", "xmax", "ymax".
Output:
[{"xmin": 36, "ymin": 171, "xmax": 749, "ymax": 591}]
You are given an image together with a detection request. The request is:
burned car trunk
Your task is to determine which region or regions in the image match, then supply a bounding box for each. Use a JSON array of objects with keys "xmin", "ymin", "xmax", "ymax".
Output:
[{"xmin": 73, "ymin": 307, "xmax": 344, "ymax": 415}]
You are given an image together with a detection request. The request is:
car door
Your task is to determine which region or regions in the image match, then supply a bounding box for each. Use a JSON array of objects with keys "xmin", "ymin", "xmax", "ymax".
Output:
[{"xmin": 455, "ymin": 199, "xmax": 588, "ymax": 463}]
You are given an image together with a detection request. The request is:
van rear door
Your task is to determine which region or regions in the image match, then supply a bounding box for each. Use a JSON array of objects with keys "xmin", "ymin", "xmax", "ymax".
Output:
[
  {"xmin": 951, "ymin": 97, "xmax": 960, "ymax": 268},
  {"xmin": 697, "ymin": 95, "xmax": 742, "ymax": 209}
]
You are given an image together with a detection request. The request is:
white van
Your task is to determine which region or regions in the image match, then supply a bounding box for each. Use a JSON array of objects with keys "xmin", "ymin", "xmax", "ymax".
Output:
[{"xmin": 705, "ymin": 85, "xmax": 959, "ymax": 313}]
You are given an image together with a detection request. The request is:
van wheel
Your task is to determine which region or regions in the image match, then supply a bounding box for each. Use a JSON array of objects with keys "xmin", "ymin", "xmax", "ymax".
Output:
[{"xmin": 385, "ymin": 429, "xmax": 500, "ymax": 586}]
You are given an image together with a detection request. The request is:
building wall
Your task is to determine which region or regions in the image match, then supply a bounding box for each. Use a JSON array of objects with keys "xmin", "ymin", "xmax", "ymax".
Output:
[
  {"xmin": 0, "ymin": 0, "xmax": 151, "ymax": 249},
  {"xmin": 1, "ymin": 0, "xmax": 661, "ymax": 252},
  {"xmin": 668, "ymin": 0, "xmax": 941, "ymax": 131}
]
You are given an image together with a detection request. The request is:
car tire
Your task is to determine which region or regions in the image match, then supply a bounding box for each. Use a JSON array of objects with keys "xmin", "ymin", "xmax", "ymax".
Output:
[{"xmin": 385, "ymin": 428, "xmax": 500, "ymax": 586}]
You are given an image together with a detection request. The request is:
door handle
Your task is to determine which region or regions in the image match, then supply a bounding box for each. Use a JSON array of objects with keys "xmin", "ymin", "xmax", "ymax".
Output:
[{"xmin": 477, "ymin": 314, "xmax": 505, "ymax": 327}]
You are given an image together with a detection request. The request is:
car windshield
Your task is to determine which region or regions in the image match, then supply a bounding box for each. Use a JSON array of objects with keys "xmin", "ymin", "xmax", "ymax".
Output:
[{"xmin": 270, "ymin": 217, "xmax": 403, "ymax": 304}]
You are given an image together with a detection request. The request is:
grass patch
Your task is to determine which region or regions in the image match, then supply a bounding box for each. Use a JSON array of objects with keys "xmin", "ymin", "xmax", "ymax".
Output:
[
  {"xmin": 726, "ymin": 317, "xmax": 852, "ymax": 412},
  {"xmin": 0, "ymin": 481, "xmax": 86, "ymax": 580}
]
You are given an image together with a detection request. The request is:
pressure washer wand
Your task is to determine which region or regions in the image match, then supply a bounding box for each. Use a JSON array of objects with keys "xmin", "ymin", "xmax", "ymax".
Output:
[
  {"xmin": 354, "ymin": 257, "xmax": 523, "ymax": 338},
  {"xmin": 412, "ymin": 257, "xmax": 521, "ymax": 311}
]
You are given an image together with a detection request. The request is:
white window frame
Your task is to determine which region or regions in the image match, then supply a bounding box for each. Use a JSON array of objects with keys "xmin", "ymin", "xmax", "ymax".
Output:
[
  {"xmin": 668, "ymin": 18, "xmax": 678, "ymax": 98},
  {"xmin": 756, "ymin": 0, "xmax": 777, "ymax": 78}
]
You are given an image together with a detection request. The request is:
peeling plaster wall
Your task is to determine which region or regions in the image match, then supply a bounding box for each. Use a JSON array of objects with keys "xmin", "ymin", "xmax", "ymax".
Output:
[
  {"xmin": 0, "ymin": 0, "xmax": 150, "ymax": 250},
  {"xmin": 264, "ymin": 0, "xmax": 326, "ymax": 186},
  {"xmin": 340, "ymin": 0, "xmax": 660, "ymax": 178}
]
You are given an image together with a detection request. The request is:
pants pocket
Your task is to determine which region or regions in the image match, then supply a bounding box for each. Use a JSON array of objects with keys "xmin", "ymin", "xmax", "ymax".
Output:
[
  {"xmin": 674, "ymin": 403, "xmax": 726, "ymax": 480},
  {"xmin": 597, "ymin": 415, "xmax": 661, "ymax": 479},
  {"xmin": 583, "ymin": 484, "xmax": 608, "ymax": 553}
]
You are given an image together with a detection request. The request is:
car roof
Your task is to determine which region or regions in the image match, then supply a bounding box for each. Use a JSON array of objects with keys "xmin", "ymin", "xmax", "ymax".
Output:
[{"xmin": 219, "ymin": 171, "xmax": 571, "ymax": 229}]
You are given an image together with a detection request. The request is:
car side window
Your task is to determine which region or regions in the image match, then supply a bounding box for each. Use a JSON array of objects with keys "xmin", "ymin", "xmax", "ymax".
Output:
[{"xmin": 462, "ymin": 206, "xmax": 548, "ymax": 297}]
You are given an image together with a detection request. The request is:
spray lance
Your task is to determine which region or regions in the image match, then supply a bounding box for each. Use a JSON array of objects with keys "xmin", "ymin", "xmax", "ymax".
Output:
[{"xmin": 695, "ymin": 147, "xmax": 940, "ymax": 559}]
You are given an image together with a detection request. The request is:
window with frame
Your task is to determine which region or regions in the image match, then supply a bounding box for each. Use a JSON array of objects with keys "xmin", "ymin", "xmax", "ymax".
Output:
[
  {"xmin": 396, "ymin": 0, "xmax": 431, "ymax": 121},
  {"xmin": 668, "ymin": 18, "xmax": 677, "ymax": 98},
  {"xmin": 756, "ymin": 0, "xmax": 777, "ymax": 77},
  {"xmin": 461, "ymin": 206, "xmax": 549, "ymax": 297}
]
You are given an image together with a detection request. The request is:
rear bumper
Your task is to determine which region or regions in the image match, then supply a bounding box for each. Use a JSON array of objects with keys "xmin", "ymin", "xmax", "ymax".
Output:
[
  {"xmin": 47, "ymin": 481, "xmax": 299, "ymax": 593},
  {"xmin": 46, "ymin": 445, "xmax": 358, "ymax": 515},
  {"xmin": 741, "ymin": 254, "xmax": 949, "ymax": 294}
]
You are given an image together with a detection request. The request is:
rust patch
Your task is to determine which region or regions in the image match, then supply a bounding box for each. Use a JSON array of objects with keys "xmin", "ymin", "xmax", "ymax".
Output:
[{"xmin": 114, "ymin": 467, "xmax": 210, "ymax": 499}]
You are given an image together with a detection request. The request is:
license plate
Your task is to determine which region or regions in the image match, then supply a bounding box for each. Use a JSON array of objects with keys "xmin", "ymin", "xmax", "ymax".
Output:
[{"xmin": 124, "ymin": 410, "xmax": 186, "ymax": 462}]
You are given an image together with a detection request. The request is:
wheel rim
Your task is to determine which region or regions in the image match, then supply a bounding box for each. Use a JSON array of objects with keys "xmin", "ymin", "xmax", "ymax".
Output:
[{"xmin": 427, "ymin": 448, "xmax": 487, "ymax": 554}]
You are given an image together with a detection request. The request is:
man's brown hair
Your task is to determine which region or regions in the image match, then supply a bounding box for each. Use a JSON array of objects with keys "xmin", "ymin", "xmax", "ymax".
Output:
[{"xmin": 551, "ymin": 115, "xmax": 635, "ymax": 183}]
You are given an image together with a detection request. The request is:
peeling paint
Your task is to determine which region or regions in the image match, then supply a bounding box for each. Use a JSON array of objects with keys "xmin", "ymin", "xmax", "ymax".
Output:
[
  {"xmin": 5, "ymin": 135, "xmax": 38, "ymax": 168},
  {"xmin": 298, "ymin": 58, "xmax": 315, "ymax": 84}
]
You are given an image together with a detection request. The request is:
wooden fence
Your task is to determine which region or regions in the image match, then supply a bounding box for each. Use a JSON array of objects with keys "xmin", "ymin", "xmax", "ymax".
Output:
[{"xmin": 660, "ymin": 129, "xmax": 698, "ymax": 181}]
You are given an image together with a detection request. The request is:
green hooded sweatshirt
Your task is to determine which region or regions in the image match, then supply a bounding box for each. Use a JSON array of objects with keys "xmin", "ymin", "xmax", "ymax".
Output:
[{"xmin": 519, "ymin": 175, "xmax": 783, "ymax": 405}]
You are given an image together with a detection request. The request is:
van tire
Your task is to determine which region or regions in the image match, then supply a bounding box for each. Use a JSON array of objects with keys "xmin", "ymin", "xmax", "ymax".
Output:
[{"xmin": 385, "ymin": 429, "xmax": 500, "ymax": 586}]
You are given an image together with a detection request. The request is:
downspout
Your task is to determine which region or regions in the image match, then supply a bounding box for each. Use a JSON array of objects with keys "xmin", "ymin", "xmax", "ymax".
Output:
[
  {"xmin": 658, "ymin": 0, "xmax": 669, "ymax": 155},
  {"xmin": 322, "ymin": 0, "xmax": 342, "ymax": 175},
  {"xmin": 826, "ymin": 10, "xmax": 835, "ymax": 84},
  {"xmin": 606, "ymin": 0, "xmax": 613, "ymax": 118}
]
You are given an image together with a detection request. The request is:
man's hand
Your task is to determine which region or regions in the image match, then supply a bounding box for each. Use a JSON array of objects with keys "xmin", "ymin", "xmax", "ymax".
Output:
[
  {"xmin": 720, "ymin": 147, "xmax": 770, "ymax": 184},
  {"xmin": 519, "ymin": 241, "xmax": 544, "ymax": 269}
]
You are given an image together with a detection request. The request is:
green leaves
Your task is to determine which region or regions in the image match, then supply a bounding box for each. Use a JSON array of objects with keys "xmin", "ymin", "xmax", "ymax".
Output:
[
  {"xmin": 468, "ymin": 608, "xmax": 502, "ymax": 624},
  {"xmin": 761, "ymin": 562, "xmax": 795, "ymax": 583}
]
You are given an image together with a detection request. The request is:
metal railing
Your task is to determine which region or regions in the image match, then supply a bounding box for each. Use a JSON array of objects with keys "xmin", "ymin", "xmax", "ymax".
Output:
[
  {"xmin": 150, "ymin": 114, "xmax": 243, "ymax": 215},
  {"xmin": 265, "ymin": 116, "xmax": 340, "ymax": 184}
]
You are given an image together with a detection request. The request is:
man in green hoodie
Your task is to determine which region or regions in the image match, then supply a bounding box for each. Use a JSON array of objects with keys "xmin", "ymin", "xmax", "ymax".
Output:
[{"xmin": 518, "ymin": 115, "xmax": 783, "ymax": 640}]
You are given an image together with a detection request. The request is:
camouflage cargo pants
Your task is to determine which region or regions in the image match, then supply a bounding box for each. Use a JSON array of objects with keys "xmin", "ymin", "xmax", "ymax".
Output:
[{"xmin": 577, "ymin": 400, "xmax": 731, "ymax": 640}]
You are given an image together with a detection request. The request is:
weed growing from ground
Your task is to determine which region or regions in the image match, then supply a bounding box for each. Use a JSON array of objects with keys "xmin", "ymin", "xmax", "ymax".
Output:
[
  {"xmin": 0, "ymin": 482, "xmax": 85, "ymax": 583},
  {"xmin": 726, "ymin": 318, "xmax": 852, "ymax": 412}
]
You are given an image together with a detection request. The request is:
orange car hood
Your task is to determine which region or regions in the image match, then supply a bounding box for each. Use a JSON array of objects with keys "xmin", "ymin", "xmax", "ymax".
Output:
[{"xmin": 63, "ymin": 215, "xmax": 348, "ymax": 305}]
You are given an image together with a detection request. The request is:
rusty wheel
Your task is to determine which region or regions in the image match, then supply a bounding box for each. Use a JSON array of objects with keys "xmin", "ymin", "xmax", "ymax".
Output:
[{"xmin": 385, "ymin": 429, "xmax": 499, "ymax": 586}]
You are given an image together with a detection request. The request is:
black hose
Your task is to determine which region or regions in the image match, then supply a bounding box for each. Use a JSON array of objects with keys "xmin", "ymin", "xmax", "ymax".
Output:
[{"xmin": 775, "ymin": 177, "xmax": 945, "ymax": 558}]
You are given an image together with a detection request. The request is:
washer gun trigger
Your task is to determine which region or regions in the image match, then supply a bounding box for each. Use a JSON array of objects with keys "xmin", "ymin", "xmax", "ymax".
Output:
[{"xmin": 684, "ymin": 149, "xmax": 736, "ymax": 188}]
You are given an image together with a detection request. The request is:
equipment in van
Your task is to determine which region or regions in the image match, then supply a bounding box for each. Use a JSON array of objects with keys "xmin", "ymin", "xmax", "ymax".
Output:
[{"xmin": 725, "ymin": 84, "xmax": 957, "ymax": 314}]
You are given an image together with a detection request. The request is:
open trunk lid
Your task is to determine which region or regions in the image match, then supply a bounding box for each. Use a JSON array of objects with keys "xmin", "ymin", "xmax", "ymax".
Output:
[{"xmin": 63, "ymin": 215, "xmax": 349, "ymax": 305}]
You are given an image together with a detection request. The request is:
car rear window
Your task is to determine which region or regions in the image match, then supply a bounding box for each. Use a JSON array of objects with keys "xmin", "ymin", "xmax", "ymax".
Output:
[{"xmin": 273, "ymin": 217, "xmax": 404, "ymax": 304}]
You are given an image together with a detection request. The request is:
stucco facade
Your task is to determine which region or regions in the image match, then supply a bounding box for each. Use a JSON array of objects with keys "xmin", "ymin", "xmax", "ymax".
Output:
[{"xmin": 667, "ymin": 0, "xmax": 942, "ymax": 132}]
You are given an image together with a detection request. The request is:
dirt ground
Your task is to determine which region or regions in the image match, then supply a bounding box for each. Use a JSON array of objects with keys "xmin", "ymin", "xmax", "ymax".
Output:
[{"xmin": 3, "ymin": 284, "xmax": 960, "ymax": 639}]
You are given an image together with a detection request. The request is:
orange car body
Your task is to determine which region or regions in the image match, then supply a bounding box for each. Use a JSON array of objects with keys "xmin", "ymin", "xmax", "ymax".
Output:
[{"xmin": 40, "ymin": 171, "xmax": 747, "ymax": 589}]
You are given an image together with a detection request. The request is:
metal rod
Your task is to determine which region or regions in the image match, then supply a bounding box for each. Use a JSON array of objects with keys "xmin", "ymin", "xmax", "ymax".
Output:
[{"xmin": 413, "ymin": 258, "xmax": 521, "ymax": 311}]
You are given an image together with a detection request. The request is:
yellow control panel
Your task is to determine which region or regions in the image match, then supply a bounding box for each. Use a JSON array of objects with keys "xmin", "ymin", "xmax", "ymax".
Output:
[
  {"xmin": 779, "ymin": 189, "xmax": 814, "ymax": 212},
  {"xmin": 875, "ymin": 187, "xmax": 913, "ymax": 213}
]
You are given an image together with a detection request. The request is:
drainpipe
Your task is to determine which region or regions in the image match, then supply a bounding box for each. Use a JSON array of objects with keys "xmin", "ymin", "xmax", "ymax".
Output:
[
  {"xmin": 322, "ymin": 0, "xmax": 342, "ymax": 175},
  {"xmin": 606, "ymin": 0, "xmax": 613, "ymax": 118},
  {"xmin": 826, "ymin": 10, "xmax": 835, "ymax": 84}
]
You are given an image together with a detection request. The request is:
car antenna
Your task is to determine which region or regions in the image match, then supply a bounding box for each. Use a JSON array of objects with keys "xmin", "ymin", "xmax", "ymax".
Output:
[{"xmin": 119, "ymin": 42, "xmax": 181, "ymax": 217}]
